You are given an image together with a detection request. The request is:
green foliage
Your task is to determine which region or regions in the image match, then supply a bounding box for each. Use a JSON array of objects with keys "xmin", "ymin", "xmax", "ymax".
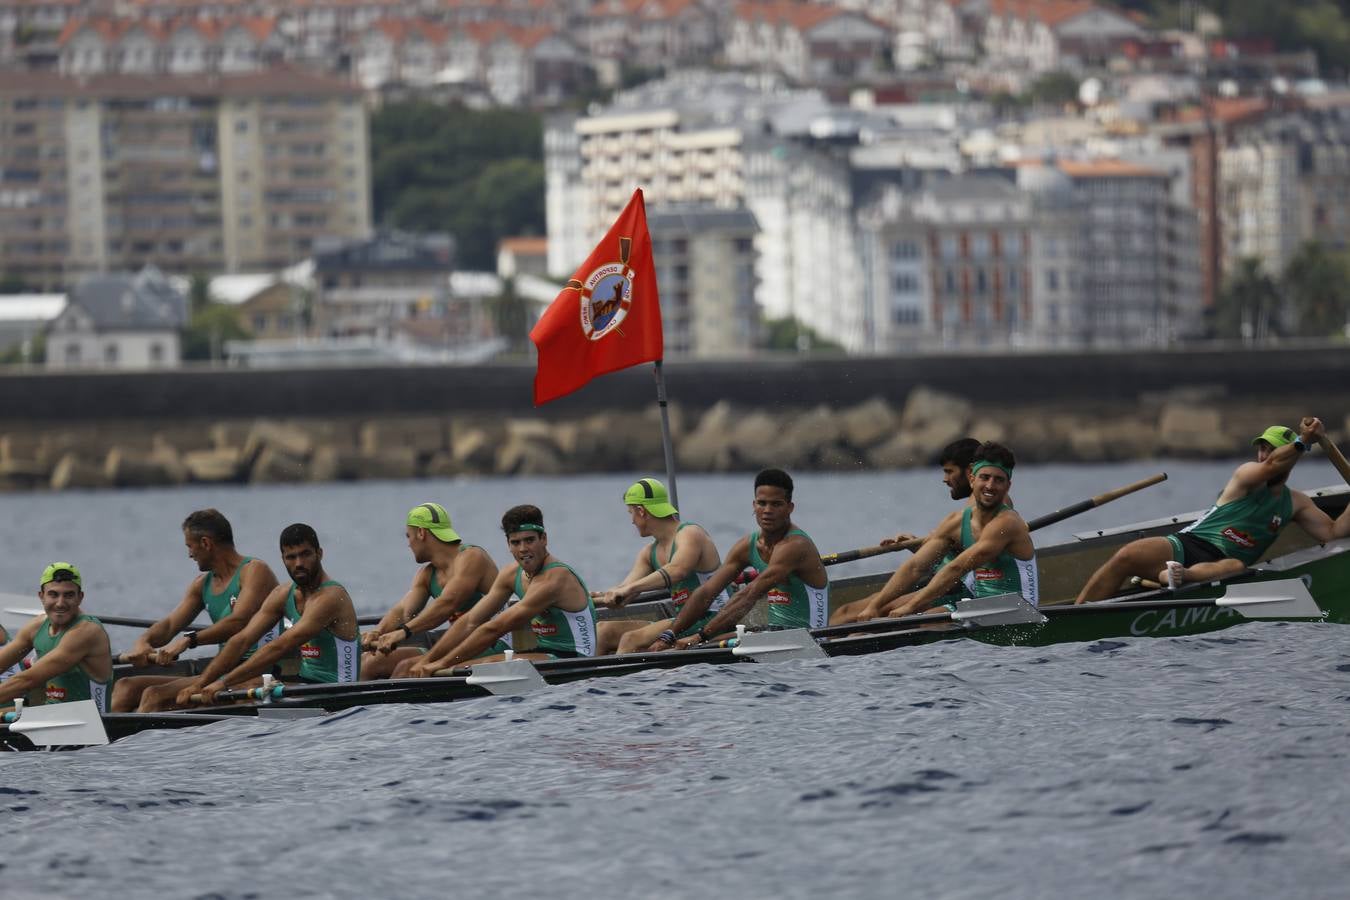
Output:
[
  {"xmin": 188, "ymin": 273, "xmax": 211, "ymax": 315},
  {"xmin": 762, "ymin": 317, "xmax": 844, "ymax": 354},
  {"xmin": 370, "ymin": 102, "xmax": 545, "ymax": 270},
  {"xmin": 1213, "ymin": 257, "xmax": 1282, "ymax": 340},
  {"xmin": 0, "ymin": 271, "xmax": 31, "ymax": 293},
  {"xmin": 1282, "ymin": 241, "xmax": 1350, "ymax": 337},
  {"xmin": 182, "ymin": 303, "xmax": 251, "ymax": 361}
]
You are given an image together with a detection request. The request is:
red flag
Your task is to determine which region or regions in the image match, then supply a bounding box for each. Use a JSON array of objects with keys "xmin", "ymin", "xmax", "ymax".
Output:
[{"xmin": 530, "ymin": 189, "xmax": 663, "ymax": 405}]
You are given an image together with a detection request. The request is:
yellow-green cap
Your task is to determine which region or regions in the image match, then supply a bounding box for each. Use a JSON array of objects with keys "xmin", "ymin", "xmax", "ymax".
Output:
[
  {"xmin": 406, "ymin": 502, "xmax": 460, "ymax": 543},
  {"xmin": 1252, "ymin": 425, "xmax": 1296, "ymax": 449},
  {"xmin": 623, "ymin": 478, "xmax": 677, "ymax": 518},
  {"xmin": 41, "ymin": 561, "xmax": 81, "ymax": 588}
]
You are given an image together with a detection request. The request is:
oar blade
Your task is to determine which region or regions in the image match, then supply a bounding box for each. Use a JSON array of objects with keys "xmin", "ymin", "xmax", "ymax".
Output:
[
  {"xmin": 732, "ymin": 628, "xmax": 827, "ymax": 661},
  {"xmin": 947, "ymin": 593, "xmax": 1047, "ymax": 627},
  {"xmin": 464, "ymin": 658, "xmax": 547, "ymax": 696},
  {"xmin": 9, "ymin": 700, "xmax": 109, "ymax": 747},
  {"xmin": 1216, "ymin": 578, "xmax": 1324, "ymax": 620}
]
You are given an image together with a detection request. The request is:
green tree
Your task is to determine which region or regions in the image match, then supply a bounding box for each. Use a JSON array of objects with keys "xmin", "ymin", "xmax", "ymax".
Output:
[
  {"xmin": 0, "ymin": 271, "xmax": 30, "ymax": 293},
  {"xmin": 1027, "ymin": 71, "xmax": 1081, "ymax": 107},
  {"xmin": 1282, "ymin": 241, "xmax": 1350, "ymax": 338},
  {"xmin": 1213, "ymin": 257, "xmax": 1283, "ymax": 341},
  {"xmin": 188, "ymin": 272, "xmax": 211, "ymax": 316},
  {"xmin": 0, "ymin": 332, "xmax": 44, "ymax": 365},
  {"xmin": 489, "ymin": 277, "xmax": 532, "ymax": 356},
  {"xmin": 370, "ymin": 102, "xmax": 545, "ymax": 269},
  {"xmin": 182, "ymin": 304, "xmax": 251, "ymax": 362},
  {"xmin": 762, "ymin": 317, "xmax": 845, "ymax": 353}
]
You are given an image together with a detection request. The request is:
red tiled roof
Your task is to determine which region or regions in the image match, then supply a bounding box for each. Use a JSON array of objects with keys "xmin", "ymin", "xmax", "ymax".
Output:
[{"xmin": 1057, "ymin": 158, "xmax": 1165, "ymax": 178}]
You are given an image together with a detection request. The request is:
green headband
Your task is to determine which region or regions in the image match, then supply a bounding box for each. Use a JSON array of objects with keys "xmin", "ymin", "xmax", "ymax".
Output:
[
  {"xmin": 509, "ymin": 523, "xmax": 545, "ymax": 534},
  {"xmin": 971, "ymin": 460, "xmax": 1012, "ymax": 478}
]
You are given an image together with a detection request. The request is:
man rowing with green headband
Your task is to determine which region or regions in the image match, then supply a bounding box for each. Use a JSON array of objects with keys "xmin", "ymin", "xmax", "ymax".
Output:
[
  {"xmin": 1076, "ymin": 416, "xmax": 1350, "ymax": 603},
  {"xmin": 0, "ymin": 562, "xmax": 113, "ymax": 712},
  {"xmin": 593, "ymin": 478, "xmax": 728, "ymax": 655},
  {"xmin": 406, "ymin": 504, "xmax": 597, "ymax": 675},
  {"xmin": 842, "ymin": 441, "xmax": 1038, "ymax": 621},
  {"xmin": 359, "ymin": 502, "xmax": 499, "ymax": 679}
]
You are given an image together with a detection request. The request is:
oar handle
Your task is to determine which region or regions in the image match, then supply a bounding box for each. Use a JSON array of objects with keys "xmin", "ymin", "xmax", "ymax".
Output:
[
  {"xmin": 819, "ymin": 537, "xmax": 924, "ymax": 566},
  {"xmin": 1319, "ymin": 435, "xmax": 1350, "ymax": 488},
  {"xmin": 1026, "ymin": 472, "xmax": 1167, "ymax": 532}
]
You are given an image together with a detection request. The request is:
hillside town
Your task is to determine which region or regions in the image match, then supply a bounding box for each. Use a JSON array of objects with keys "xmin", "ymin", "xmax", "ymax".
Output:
[{"xmin": 1, "ymin": 0, "xmax": 1347, "ymax": 366}]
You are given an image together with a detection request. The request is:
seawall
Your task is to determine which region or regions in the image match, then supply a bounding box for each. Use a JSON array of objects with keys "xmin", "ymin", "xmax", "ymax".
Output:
[{"xmin": 0, "ymin": 345, "xmax": 1347, "ymax": 491}]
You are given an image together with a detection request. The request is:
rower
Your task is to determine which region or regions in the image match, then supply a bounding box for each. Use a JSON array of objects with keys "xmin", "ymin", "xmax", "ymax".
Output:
[
  {"xmin": 113, "ymin": 508, "xmax": 281, "ymax": 712},
  {"xmin": 0, "ymin": 623, "xmax": 21, "ymax": 680},
  {"xmin": 593, "ymin": 477, "xmax": 728, "ymax": 655},
  {"xmin": 0, "ymin": 563, "xmax": 113, "ymax": 711},
  {"xmin": 653, "ymin": 468, "xmax": 830, "ymax": 651},
  {"xmin": 844, "ymin": 441, "xmax": 1037, "ymax": 621},
  {"xmin": 830, "ymin": 437, "xmax": 982, "ymax": 624},
  {"xmin": 401, "ymin": 504, "xmax": 596, "ymax": 676},
  {"xmin": 1077, "ymin": 417, "xmax": 1350, "ymax": 603},
  {"xmin": 174, "ymin": 523, "xmax": 361, "ymax": 707},
  {"xmin": 359, "ymin": 502, "xmax": 498, "ymax": 679}
]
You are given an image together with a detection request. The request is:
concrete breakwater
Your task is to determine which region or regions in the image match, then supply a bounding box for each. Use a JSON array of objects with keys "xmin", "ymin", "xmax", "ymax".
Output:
[{"xmin": 2, "ymin": 384, "xmax": 1347, "ymax": 492}]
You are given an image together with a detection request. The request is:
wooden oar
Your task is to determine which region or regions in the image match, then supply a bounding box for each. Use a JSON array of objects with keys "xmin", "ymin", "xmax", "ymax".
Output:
[
  {"xmin": 1022, "ymin": 472, "xmax": 1167, "ymax": 532},
  {"xmin": 1318, "ymin": 434, "xmax": 1350, "ymax": 487}
]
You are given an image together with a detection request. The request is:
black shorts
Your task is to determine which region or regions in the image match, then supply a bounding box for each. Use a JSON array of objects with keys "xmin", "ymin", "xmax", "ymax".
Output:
[
  {"xmin": 1170, "ymin": 532, "xmax": 1227, "ymax": 566},
  {"xmin": 534, "ymin": 646, "xmax": 582, "ymax": 659}
]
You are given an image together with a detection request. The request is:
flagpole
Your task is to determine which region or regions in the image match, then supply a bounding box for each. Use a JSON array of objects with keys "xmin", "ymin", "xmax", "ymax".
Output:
[{"xmin": 652, "ymin": 359, "xmax": 679, "ymax": 513}]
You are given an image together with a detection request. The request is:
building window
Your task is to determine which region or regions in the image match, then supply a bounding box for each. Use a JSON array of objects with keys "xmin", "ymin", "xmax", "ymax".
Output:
[
  {"xmin": 104, "ymin": 344, "xmax": 118, "ymax": 365},
  {"xmin": 149, "ymin": 343, "xmax": 163, "ymax": 363},
  {"xmin": 892, "ymin": 272, "xmax": 919, "ymax": 294},
  {"xmin": 971, "ymin": 233, "xmax": 991, "ymax": 259},
  {"xmin": 1047, "ymin": 269, "xmax": 1059, "ymax": 290},
  {"xmin": 890, "ymin": 240, "xmax": 919, "ymax": 261}
]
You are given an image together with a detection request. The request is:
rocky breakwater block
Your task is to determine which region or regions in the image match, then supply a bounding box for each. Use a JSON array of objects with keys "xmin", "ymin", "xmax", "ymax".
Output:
[
  {"xmin": 677, "ymin": 401, "xmax": 736, "ymax": 472},
  {"xmin": 50, "ymin": 452, "xmax": 112, "ymax": 491},
  {"xmin": 308, "ymin": 447, "xmax": 362, "ymax": 482},
  {"xmin": 0, "ymin": 458, "xmax": 49, "ymax": 491},
  {"xmin": 183, "ymin": 448, "xmax": 245, "ymax": 483},
  {"xmin": 450, "ymin": 424, "xmax": 500, "ymax": 473},
  {"xmin": 349, "ymin": 448, "xmax": 419, "ymax": 481},
  {"xmin": 0, "ymin": 433, "xmax": 42, "ymax": 463},
  {"xmin": 243, "ymin": 420, "xmax": 315, "ymax": 465},
  {"xmin": 1158, "ymin": 404, "xmax": 1235, "ymax": 457},
  {"xmin": 779, "ymin": 405, "xmax": 844, "ymax": 466},
  {"xmin": 727, "ymin": 410, "xmax": 803, "ymax": 469},
  {"xmin": 869, "ymin": 387, "xmax": 971, "ymax": 468},
  {"xmin": 250, "ymin": 446, "xmax": 309, "ymax": 483},
  {"xmin": 495, "ymin": 420, "xmax": 564, "ymax": 475},
  {"xmin": 104, "ymin": 446, "xmax": 185, "ymax": 488},
  {"xmin": 569, "ymin": 411, "xmax": 665, "ymax": 470},
  {"xmin": 360, "ymin": 418, "xmax": 446, "ymax": 460}
]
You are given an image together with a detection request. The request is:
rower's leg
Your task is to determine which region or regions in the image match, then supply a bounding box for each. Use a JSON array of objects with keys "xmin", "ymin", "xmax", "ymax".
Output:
[
  {"xmin": 829, "ymin": 597, "xmax": 877, "ymax": 625},
  {"xmin": 1075, "ymin": 537, "xmax": 1175, "ymax": 604},
  {"xmin": 360, "ymin": 647, "xmax": 422, "ymax": 680},
  {"xmin": 597, "ymin": 619, "xmax": 648, "ymax": 655},
  {"xmin": 1158, "ymin": 557, "xmax": 1247, "ymax": 589},
  {"xmin": 137, "ymin": 676, "xmax": 195, "ymax": 713},
  {"xmin": 111, "ymin": 674, "xmax": 177, "ymax": 712},
  {"xmin": 616, "ymin": 619, "xmax": 673, "ymax": 654}
]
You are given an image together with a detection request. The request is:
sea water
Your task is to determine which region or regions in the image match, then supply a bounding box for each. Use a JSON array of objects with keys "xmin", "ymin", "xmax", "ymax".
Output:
[{"xmin": 0, "ymin": 460, "xmax": 1347, "ymax": 899}]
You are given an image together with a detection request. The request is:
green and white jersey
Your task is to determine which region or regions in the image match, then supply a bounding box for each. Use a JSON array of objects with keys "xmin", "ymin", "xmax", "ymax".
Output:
[
  {"xmin": 748, "ymin": 529, "xmax": 830, "ymax": 629},
  {"xmin": 0, "ymin": 626, "xmax": 20, "ymax": 680},
  {"xmin": 1179, "ymin": 484, "xmax": 1294, "ymax": 567},
  {"xmin": 203, "ymin": 558, "xmax": 279, "ymax": 657},
  {"xmin": 651, "ymin": 523, "xmax": 728, "ymax": 637},
  {"xmin": 282, "ymin": 582, "xmax": 360, "ymax": 684},
  {"xmin": 32, "ymin": 614, "xmax": 111, "ymax": 712},
  {"xmin": 958, "ymin": 507, "xmax": 1039, "ymax": 603},
  {"xmin": 511, "ymin": 562, "xmax": 597, "ymax": 657}
]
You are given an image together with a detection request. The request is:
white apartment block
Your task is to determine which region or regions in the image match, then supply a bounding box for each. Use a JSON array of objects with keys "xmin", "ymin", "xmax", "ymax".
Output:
[
  {"xmin": 0, "ymin": 71, "xmax": 371, "ymax": 288},
  {"xmin": 727, "ymin": 1, "xmax": 894, "ymax": 83},
  {"xmin": 546, "ymin": 72, "xmax": 869, "ymax": 353}
]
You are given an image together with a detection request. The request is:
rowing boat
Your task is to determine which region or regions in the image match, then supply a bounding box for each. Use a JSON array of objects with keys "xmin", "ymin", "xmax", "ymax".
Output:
[{"xmin": 4, "ymin": 485, "xmax": 1347, "ymax": 750}]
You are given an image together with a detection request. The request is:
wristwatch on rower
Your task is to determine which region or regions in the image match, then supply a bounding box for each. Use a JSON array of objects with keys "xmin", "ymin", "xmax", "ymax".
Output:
[
  {"xmin": 402, "ymin": 622, "xmax": 416, "ymax": 638},
  {"xmin": 1294, "ymin": 437, "xmax": 1308, "ymax": 453},
  {"xmin": 184, "ymin": 630, "xmax": 199, "ymax": 649}
]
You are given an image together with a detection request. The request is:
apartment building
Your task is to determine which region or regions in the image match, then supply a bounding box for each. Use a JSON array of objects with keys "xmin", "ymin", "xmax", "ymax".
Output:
[
  {"xmin": 727, "ymin": 1, "xmax": 893, "ymax": 83},
  {"xmin": 647, "ymin": 206, "xmax": 760, "ymax": 357},
  {"xmin": 0, "ymin": 70, "xmax": 370, "ymax": 288},
  {"xmin": 983, "ymin": 0, "xmax": 1143, "ymax": 73}
]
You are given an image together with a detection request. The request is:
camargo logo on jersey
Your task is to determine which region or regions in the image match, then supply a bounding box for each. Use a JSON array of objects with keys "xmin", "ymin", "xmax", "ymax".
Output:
[{"xmin": 1221, "ymin": 527, "xmax": 1256, "ymax": 549}]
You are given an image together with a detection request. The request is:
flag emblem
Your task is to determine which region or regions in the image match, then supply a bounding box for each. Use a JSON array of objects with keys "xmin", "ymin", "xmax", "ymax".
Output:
[{"xmin": 578, "ymin": 252, "xmax": 634, "ymax": 341}]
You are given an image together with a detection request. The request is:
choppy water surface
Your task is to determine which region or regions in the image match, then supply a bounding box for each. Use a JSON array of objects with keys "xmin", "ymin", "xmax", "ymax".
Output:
[{"xmin": 1, "ymin": 462, "xmax": 1347, "ymax": 898}]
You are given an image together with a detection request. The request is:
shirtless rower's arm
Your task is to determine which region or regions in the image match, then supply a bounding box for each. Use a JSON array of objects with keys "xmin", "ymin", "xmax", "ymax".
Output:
[
  {"xmin": 194, "ymin": 584, "xmax": 351, "ymax": 704},
  {"xmin": 154, "ymin": 560, "xmax": 277, "ymax": 666},
  {"xmin": 406, "ymin": 582, "xmax": 510, "ymax": 677},
  {"xmin": 0, "ymin": 617, "xmax": 107, "ymax": 705},
  {"xmin": 375, "ymin": 547, "xmax": 496, "ymax": 655},
  {"xmin": 362, "ymin": 570, "xmax": 431, "ymax": 652},
  {"xmin": 884, "ymin": 514, "xmax": 1031, "ymax": 619},
  {"xmin": 594, "ymin": 549, "xmax": 653, "ymax": 609}
]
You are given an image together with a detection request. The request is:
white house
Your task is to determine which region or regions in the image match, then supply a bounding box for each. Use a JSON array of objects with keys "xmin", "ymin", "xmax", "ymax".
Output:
[{"xmin": 45, "ymin": 267, "xmax": 186, "ymax": 370}]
